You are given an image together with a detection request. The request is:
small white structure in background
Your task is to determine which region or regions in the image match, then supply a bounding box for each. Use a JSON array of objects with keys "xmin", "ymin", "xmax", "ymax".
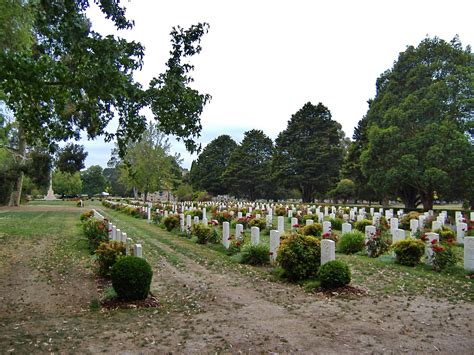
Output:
[
  {"xmin": 186, "ymin": 215, "xmax": 192, "ymax": 229},
  {"xmin": 269, "ymin": 230, "xmax": 280, "ymax": 263},
  {"xmin": 111, "ymin": 225, "xmax": 117, "ymax": 241},
  {"xmin": 222, "ymin": 222, "xmax": 230, "ymax": 249},
  {"xmin": 251, "ymin": 226, "xmax": 260, "ymax": 245},
  {"xmin": 306, "ymin": 219, "xmax": 314, "ymax": 226},
  {"xmin": 321, "ymin": 239, "xmax": 335, "ymax": 266},
  {"xmin": 464, "ymin": 237, "xmax": 474, "ymax": 271}
]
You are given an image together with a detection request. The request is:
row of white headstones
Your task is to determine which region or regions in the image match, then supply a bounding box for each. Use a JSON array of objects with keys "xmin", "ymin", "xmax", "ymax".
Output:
[
  {"xmin": 104, "ymin": 201, "xmax": 474, "ymax": 271},
  {"xmin": 92, "ymin": 209, "xmax": 143, "ymax": 258}
]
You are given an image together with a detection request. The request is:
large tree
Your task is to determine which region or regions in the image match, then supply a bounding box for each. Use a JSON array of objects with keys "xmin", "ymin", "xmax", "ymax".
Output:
[
  {"xmin": 189, "ymin": 134, "xmax": 237, "ymax": 195},
  {"xmin": 56, "ymin": 143, "xmax": 88, "ymax": 174},
  {"xmin": 359, "ymin": 37, "xmax": 473, "ymax": 210},
  {"xmin": 223, "ymin": 130, "xmax": 274, "ymax": 200},
  {"xmin": 115, "ymin": 124, "xmax": 175, "ymax": 201},
  {"xmin": 81, "ymin": 165, "xmax": 106, "ymax": 196},
  {"xmin": 273, "ymin": 102, "xmax": 345, "ymax": 202},
  {"xmin": 0, "ymin": 1, "xmax": 210, "ymax": 205}
]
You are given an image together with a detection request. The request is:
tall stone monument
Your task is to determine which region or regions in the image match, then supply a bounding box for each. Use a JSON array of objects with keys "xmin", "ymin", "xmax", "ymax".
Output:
[{"xmin": 44, "ymin": 170, "xmax": 56, "ymax": 200}]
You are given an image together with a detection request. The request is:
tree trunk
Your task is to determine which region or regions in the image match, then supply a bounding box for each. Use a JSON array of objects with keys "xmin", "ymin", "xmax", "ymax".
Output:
[
  {"xmin": 8, "ymin": 124, "xmax": 27, "ymax": 207},
  {"xmin": 301, "ymin": 185, "xmax": 314, "ymax": 203},
  {"xmin": 382, "ymin": 196, "xmax": 389, "ymax": 208},
  {"xmin": 420, "ymin": 191, "xmax": 434, "ymax": 211},
  {"xmin": 399, "ymin": 186, "xmax": 418, "ymax": 210}
]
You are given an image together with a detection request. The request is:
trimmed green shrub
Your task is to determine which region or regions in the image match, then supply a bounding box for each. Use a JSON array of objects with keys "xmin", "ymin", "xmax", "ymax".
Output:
[
  {"xmin": 319, "ymin": 260, "xmax": 351, "ymax": 289},
  {"xmin": 249, "ymin": 217, "xmax": 266, "ymax": 230},
  {"xmin": 82, "ymin": 218, "xmax": 109, "ymax": 252},
  {"xmin": 95, "ymin": 241, "xmax": 126, "ymax": 276},
  {"xmin": 337, "ymin": 231, "xmax": 365, "ymax": 254},
  {"xmin": 111, "ymin": 256, "xmax": 153, "ymax": 301},
  {"xmin": 392, "ymin": 238, "xmax": 425, "ymax": 266},
  {"xmin": 329, "ymin": 218, "xmax": 343, "ymax": 231},
  {"xmin": 354, "ymin": 219, "xmax": 372, "ymax": 232},
  {"xmin": 190, "ymin": 223, "xmax": 213, "ymax": 244},
  {"xmin": 80, "ymin": 210, "xmax": 94, "ymax": 221},
  {"xmin": 301, "ymin": 223, "xmax": 322, "ymax": 237},
  {"xmin": 240, "ymin": 244, "xmax": 270, "ymax": 265},
  {"xmin": 434, "ymin": 226, "xmax": 456, "ymax": 242},
  {"xmin": 276, "ymin": 233, "xmax": 321, "ymax": 281},
  {"xmin": 432, "ymin": 242, "xmax": 458, "ymax": 271},
  {"xmin": 400, "ymin": 211, "xmax": 421, "ymax": 230},
  {"xmin": 163, "ymin": 214, "xmax": 180, "ymax": 231}
]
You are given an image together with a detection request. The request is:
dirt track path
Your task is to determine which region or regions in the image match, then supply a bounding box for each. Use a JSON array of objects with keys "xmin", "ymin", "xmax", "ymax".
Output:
[
  {"xmin": 0, "ymin": 205, "xmax": 473, "ymax": 353},
  {"xmin": 97, "ymin": 207, "xmax": 474, "ymax": 353}
]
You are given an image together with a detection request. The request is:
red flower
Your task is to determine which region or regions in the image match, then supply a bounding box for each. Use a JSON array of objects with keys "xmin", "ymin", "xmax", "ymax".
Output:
[
  {"xmin": 269, "ymin": 252, "xmax": 273, "ymax": 256},
  {"xmin": 431, "ymin": 239, "xmax": 438, "ymax": 245}
]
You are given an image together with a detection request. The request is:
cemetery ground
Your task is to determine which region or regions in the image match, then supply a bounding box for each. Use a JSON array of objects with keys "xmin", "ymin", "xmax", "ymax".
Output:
[{"xmin": 0, "ymin": 203, "xmax": 473, "ymax": 353}]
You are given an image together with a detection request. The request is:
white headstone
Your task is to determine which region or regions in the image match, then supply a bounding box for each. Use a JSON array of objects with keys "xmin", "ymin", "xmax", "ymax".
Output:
[
  {"xmin": 365, "ymin": 225, "xmax": 376, "ymax": 240},
  {"xmin": 410, "ymin": 219, "xmax": 419, "ymax": 236},
  {"xmin": 236, "ymin": 224, "xmax": 244, "ymax": 241},
  {"xmin": 125, "ymin": 237, "xmax": 132, "ymax": 255},
  {"xmin": 291, "ymin": 217, "xmax": 298, "ymax": 231},
  {"xmin": 321, "ymin": 239, "xmax": 335, "ymax": 265},
  {"xmin": 179, "ymin": 213, "xmax": 185, "ymax": 232},
  {"xmin": 425, "ymin": 232, "xmax": 439, "ymax": 264},
  {"xmin": 418, "ymin": 215, "xmax": 426, "ymax": 229},
  {"xmin": 194, "ymin": 216, "xmax": 200, "ymax": 225},
  {"xmin": 342, "ymin": 222, "xmax": 352, "ymax": 235},
  {"xmin": 266, "ymin": 214, "xmax": 273, "ymax": 228},
  {"xmin": 121, "ymin": 232, "xmax": 127, "ymax": 243},
  {"xmin": 269, "ymin": 230, "xmax": 280, "ymax": 263},
  {"xmin": 112, "ymin": 225, "xmax": 117, "ymax": 241},
  {"xmin": 390, "ymin": 218, "xmax": 399, "ymax": 234},
  {"xmin": 323, "ymin": 221, "xmax": 332, "ymax": 234},
  {"xmin": 470, "ymin": 212, "xmax": 474, "ymax": 222},
  {"xmin": 251, "ymin": 226, "xmax": 260, "ymax": 245},
  {"xmin": 464, "ymin": 237, "xmax": 474, "ymax": 271},
  {"xmin": 392, "ymin": 229, "xmax": 405, "ymax": 244},
  {"xmin": 202, "ymin": 208, "xmax": 206, "ymax": 220},
  {"xmin": 278, "ymin": 216, "xmax": 285, "ymax": 234},
  {"xmin": 306, "ymin": 219, "xmax": 314, "ymax": 226},
  {"xmin": 256, "ymin": 213, "xmax": 261, "ymax": 219},
  {"xmin": 222, "ymin": 222, "xmax": 230, "ymax": 249},
  {"xmin": 457, "ymin": 222, "xmax": 467, "ymax": 244},
  {"xmin": 329, "ymin": 213, "xmax": 335, "ymax": 220},
  {"xmin": 116, "ymin": 229, "xmax": 122, "ymax": 243},
  {"xmin": 108, "ymin": 222, "xmax": 113, "ymax": 239},
  {"xmin": 237, "ymin": 212, "xmax": 243, "ymax": 219},
  {"xmin": 186, "ymin": 214, "xmax": 192, "ymax": 229},
  {"xmin": 432, "ymin": 220, "xmax": 442, "ymax": 232},
  {"xmin": 288, "ymin": 210, "xmax": 293, "ymax": 218},
  {"xmin": 134, "ymin": 244, "xmax": 142, "ymax": 258}
]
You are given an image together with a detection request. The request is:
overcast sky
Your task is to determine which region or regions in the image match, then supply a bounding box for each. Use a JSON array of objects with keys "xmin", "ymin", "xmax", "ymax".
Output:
[{"xmin": 81, "ymin": 0, "xmax": 474, "ymax": 169}]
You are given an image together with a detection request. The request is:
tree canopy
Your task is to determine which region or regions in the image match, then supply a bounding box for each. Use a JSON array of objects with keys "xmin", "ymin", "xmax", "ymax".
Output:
[
  {"xmin": 273, "ymin": 102, "xmax": 345, "ymax": 202},
  {"xmin": 222, "ymin": 130, "xmax": 274, "ymax": 200},
  {"xmin": 357, "ymin": 37, "xmax": 474, "ymax": 209},
  {"xmin": 0, "ymin": 0, "xmax": 210, "ymax": 205},
  {"xmin": 190, "ymin": 134, "xmax": 237, "ymax": 196},
  {"xmin": 56, "ymin": 143, "xmax": 88, "ymax": 173}
]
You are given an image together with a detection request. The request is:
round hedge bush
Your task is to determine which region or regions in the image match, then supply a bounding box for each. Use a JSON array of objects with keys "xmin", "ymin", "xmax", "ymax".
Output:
[
  {"xmin": 354, "ymin": 219, "xmax": 372, "ymax": 232},
  {"xmin": 111, "ymin": 256, "xmax": 153, "ymax": 300},
  {"xmin": 337, "ymin": 230, "xmax": 365, "ymax": 254},
  {"xmin": 318, "ymin": 260, "xmax": 351, "ymax": 289},
  {"xmin": 240, "ymin": 243, "xmax": 270, "ymax": 265},
  {"xmin": 301, "ymin": 223, "xmax": 322, "ymax": 237},
  {"xmin": 392, "ymin": 238, "xmax": 425, "ymax": 266},
  {"xmin": 276, "ymin": 233, "xmax": 321, "ymax": 281}
]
